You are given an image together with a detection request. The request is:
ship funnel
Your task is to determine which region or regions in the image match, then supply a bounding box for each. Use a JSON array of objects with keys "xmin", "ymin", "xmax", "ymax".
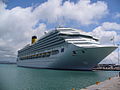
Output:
[{"xmin": 32, "ymin": 36, "xmax": 37, "ymax": 44}]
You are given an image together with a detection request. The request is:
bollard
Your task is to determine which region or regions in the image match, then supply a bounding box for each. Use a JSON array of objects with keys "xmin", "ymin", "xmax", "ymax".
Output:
[
  {"xmin": 96, "ymin": 81, "xmax": 100, "ymax": 85},
  {"xmin": 71, "ymin": 88, "xmax": 75, "ymax": 90},
  {"xmin": 118, "ymin": 72, "xmax": 120, "ymax": 77},
  {"xmin": 108, "ymin": 77, "xmax": 111, "ymax": 80}
]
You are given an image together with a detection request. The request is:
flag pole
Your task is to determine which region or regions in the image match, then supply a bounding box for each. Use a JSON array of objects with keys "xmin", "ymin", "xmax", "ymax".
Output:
[
  {"xmin": 111, "ymin": 36, "xmax": 115, "ymax": 45},
  {"xmin": 118, "ymin": 44, "xmax": 120, "ymax": 65}
]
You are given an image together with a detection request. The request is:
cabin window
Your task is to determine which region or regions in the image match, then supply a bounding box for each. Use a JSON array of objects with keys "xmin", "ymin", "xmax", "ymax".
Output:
[
  {"xmin": 46, "ymin": 52, "xmax": 50, "ymax": 57},
  {"xmin": 82, "ymin": 50, "xmax": 85, "ymax": 53},
  {"xmin": 73, "ymin": 51, "xmax": 76, "ymax": 54},
  {"xmin": 52, "ymin": 50, "xmax": 59, "ymax": 55},
  {"xmin": 61, "ymin": 48, "xmax": 64, "ymax": 52}
]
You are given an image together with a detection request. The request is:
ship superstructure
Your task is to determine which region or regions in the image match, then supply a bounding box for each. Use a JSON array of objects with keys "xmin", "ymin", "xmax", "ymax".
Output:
[{"xmin": 17, "ymin": 27, "xmax": 117, "ymax": 70}]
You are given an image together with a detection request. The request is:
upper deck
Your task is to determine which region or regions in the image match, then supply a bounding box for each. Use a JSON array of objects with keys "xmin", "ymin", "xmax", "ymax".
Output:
[{"xmin": 18, "ymin": 27, "xmax": 99, "ymax": 56}]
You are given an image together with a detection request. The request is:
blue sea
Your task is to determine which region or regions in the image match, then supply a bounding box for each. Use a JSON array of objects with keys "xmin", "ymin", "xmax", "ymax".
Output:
[{"xmin": 0, "ymin": 64, "xmax": 119, "ymax": 90}]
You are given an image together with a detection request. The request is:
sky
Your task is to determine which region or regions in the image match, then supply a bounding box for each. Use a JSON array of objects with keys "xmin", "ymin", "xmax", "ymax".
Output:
[{"xmin": 0, "ymin": 0, "xmax": 120, "ymax": 63}]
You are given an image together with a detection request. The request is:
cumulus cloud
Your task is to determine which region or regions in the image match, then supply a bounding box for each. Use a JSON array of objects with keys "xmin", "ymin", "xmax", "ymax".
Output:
[
  {"xmin": 33, "ymin": 0, "xmax": 108, "ymax": 25},
  {"xmin": 102, "ymin": 22, "xmax": 120, "ymax": 30},
  {"xmin": 114, "ymin": 13, "xmax": 120, "ymax": 19},
  {"xmin": 91, "ymin": 22, "xmax": 120, "ymax": 44},
  {"xmin": 90, "ymin": 22, "xmax": 120, "ymax": 64},
  {"xmin": 0, "ymin": 0, "xmax": 110, "ymax": 62},
  {"xmin": 0, "ymin": 1, "xmax": 46, "ymax": 61}
]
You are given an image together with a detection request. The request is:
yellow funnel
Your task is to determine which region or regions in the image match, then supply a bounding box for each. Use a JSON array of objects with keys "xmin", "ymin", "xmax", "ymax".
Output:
[{"xmin": 32, "ymin": 36, "xmax": 37, "ymax": 44}]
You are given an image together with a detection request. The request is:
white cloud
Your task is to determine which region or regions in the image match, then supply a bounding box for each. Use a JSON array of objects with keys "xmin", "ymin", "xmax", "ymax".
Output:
[
  {"xmin": 62, "ymin": 0, "xmax": 108, "ymax": 25},
  {"xmin": 91, "ymin": 22, "xmax": 120, "ymax": 64},
  {"xmin": 0, "ymin": 1, "xmax": 46, "ymax": 61},
  {"xmin": 102, "ymin": 22, "xmax": 120, "ymax": 30},
  {"xmin": 33, "ymin": 0, "xmax": 108, "ymax": 25},
  {"xmin": 33, "ymin": 0, "xmax": 62, "ymax": 23},
  {"xmin": 91, "ymin": 22, "xmax": 120, "ymax": 44},
  {"xmin": 114, "ymin": 13, "xmax": 120, "ymax": 19}
]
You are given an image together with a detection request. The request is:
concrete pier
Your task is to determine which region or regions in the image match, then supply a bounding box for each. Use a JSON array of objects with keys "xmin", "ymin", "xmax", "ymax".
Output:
[{"xmin": 81, "ymin": 76, "xmax": 120, "ymax": 90}]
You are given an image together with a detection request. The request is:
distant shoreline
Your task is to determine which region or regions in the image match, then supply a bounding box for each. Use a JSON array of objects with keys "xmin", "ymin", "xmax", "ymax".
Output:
[{"xmin": 0, "ymin": 61, "xmax": 16, "ymax": 64}]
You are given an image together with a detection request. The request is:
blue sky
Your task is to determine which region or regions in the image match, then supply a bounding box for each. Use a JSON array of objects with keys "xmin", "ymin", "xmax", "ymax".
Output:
[{"xmin": 0, "ymin": 0, "xmax": 120, "ymax": 63}]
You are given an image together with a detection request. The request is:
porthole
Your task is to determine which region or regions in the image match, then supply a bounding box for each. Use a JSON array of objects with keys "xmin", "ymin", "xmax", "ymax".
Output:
[{"xmin": 82, "ymin": 50, "xmax": 85, "ymax": 53}]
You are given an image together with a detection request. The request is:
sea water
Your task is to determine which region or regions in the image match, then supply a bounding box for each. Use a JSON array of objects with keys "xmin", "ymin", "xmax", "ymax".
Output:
[{"xmin": 0, "ymin": 64, "xmax": 119, "ymax": 90}]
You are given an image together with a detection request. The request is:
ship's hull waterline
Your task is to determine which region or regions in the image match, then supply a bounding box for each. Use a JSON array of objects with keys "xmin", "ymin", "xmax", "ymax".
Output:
[{"xmin": 17, "ymin": 44, "xmax": 117, "ymax": 70}]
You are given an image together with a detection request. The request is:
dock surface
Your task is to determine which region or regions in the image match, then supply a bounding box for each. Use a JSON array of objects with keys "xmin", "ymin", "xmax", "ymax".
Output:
[{"xmin": 81, "ymin": 76, "xmax": 120, "ymax": 90}]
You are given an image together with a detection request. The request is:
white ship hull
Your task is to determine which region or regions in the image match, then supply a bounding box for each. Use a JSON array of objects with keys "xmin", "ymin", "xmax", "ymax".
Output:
[{"xmin": 17, "ymin": 44, "xmax": 117, "ymax": 70}]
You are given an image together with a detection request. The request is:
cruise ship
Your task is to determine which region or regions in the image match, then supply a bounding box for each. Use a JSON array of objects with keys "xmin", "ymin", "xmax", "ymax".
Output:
[{"xmin": 17, "ymin": 27, "xmax": 117, "ymax": 70}]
